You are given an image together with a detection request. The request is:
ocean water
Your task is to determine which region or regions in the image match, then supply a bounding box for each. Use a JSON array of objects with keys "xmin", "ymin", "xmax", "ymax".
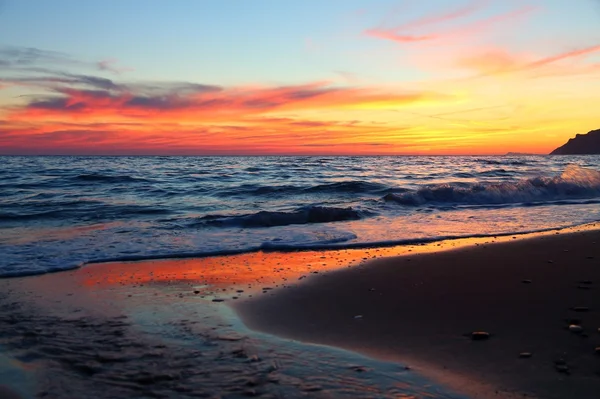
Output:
[{"xmin": 1, "ymin": 155, "xmax": 600, "ymax": 277}]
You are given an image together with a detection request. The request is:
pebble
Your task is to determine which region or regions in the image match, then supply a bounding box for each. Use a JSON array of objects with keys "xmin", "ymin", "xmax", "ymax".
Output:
[
  {"xmin": 568, "ymin": 324, "xmax": 583, "ymax": 333},
  {"xmin": 354, "ymin": 315, "xmax": 363, "ymax": 319},
  {"xmin": 471, "ymin": 331, "xmax": 490, "ymax": 341},
  {"xmin": 555, "ymin": 364, "xmax": 570, "ymax": 374},
  {"xmin": 212, "ymin": 299, "xmax": 225, "ymax": 303},
  {"xmin": 302, "ymin": 385, "xmax": 323, "ymax": 392},
  {"xmin": 596, "ymin": 347, "xmax": 600, "ymax": 355},
  {"xmin": 519, "ymin": 352, "xmax": 533, "ymax": 358},
  {"xmin": 522, "ymin": 279, "xmax": 532, "ymax": 284}
]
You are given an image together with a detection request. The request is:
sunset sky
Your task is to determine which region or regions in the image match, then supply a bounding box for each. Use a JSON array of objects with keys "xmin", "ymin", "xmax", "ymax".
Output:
[{"xmin": 1, "ymin": 0, "xmax": 600, "ymax": 155}]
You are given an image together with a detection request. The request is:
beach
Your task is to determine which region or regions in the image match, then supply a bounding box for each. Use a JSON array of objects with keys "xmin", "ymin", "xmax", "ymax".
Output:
[
  {"xmin": 0, "ymin": 235, "xmax": 474, "ymax": 399},
  {"xmin": 236, "ymin": 227, "xmax": 600, "ymax": 398},
  {"xmin": 0, "ymin": 225, "xmax": 598, "ymax": 398}
]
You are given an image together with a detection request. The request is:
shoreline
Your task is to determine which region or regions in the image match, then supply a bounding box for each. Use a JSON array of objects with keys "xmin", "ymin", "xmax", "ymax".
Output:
[
  {"xmin": 4, "ymin": 221, "xmax": 599, "ymax": 279},
  {"xmin": 0, "ymin": 223, "xmax": 598, "ymax": 398},
  {"xmin": 0, "ymin": 235, "xmax": 481, "ymax": 398},
  {"xmin": 234, "ymin": 227, "xmax": 600, "ymax": 399}
]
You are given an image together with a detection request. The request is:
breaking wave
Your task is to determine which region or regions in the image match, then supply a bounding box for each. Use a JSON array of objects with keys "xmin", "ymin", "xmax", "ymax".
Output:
[{"xmin": 384, "ymin": 165, "xmax": 600, "ymax": 206}]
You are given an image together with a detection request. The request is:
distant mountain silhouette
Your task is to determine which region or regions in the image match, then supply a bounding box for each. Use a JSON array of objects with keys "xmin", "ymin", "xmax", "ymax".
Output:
[{"xmin": 550, "ymin": 129, "xmax": 600, "ymax": 155}]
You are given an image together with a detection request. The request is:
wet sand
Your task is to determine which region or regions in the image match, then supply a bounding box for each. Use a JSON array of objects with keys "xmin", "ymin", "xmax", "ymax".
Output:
[
  {"xmin": 0, "ymin": 242, "xmax": 474, "ymax": 398},
  {"xmin": 235, "ymin": 229, "xmax": 600, "ymax": 398},
  {"xmin": 1, "ymin": 225, "xmax": 599, "ymax": 398}
]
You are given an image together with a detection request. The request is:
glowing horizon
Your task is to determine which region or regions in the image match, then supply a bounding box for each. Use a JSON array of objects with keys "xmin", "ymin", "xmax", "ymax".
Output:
[{"xmin": 1, "ymin": 0, "xmax": 600, "ymax": 155}]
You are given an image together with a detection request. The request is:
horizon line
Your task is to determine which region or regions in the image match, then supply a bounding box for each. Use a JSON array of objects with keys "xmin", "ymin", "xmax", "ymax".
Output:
[{"xmin": 0, "ymin": 153, "xmax": 551, "ymax": 157}]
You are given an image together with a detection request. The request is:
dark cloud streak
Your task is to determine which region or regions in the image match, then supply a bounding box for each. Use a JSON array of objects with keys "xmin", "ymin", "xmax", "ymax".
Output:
[{"xmin": 0, "ymin": 46, "xmax": 75, "ymax": 67}]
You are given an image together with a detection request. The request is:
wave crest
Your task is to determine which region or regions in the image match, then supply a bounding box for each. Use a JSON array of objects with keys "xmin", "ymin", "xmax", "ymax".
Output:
[
  {"xmin": 192, "ymin": 206, "xmax": 365, "ymax": 228},
  {"xmin": 384, "ymin": 165, "xmax": 600, "ymax": 206}
]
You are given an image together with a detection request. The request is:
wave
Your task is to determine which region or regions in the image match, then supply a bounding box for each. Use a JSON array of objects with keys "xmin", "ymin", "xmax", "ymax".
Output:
[
  {"xmin": 0, "ymin": 210, "xmax": 65, "ymax": 221},
  {"xmin": 191, "ymin": 206, "xmax": 366, "ymax": 228},
  {"xmin": 304, "ymin": 181, "xmax": 390, "ymax": 194},
  {"xmin": 6, "ymin": 221, "xmax": 596, "ymax": 278},
  {"xmin": 73, "ymin": 174, "xmax": 151, "ymax": 183},
  {"xmin": 475, "ymin": 158, "xmax": 529, "ymax": 166},
  {"xmin": 217, "ymin": 180, "xmax": 395, "ymax": 197},
  {"xmin": 0, "ymin": 204, "xmax": 171, "ymax": 222},
  {"xmin": 384, "ymin": 165, "xmax": 600, "ymax": 206}
]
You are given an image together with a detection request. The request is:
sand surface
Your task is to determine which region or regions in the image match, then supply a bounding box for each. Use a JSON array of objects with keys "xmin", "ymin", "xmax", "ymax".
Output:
[
  {"xmin": 235, "ymin": 229, "xmax": 600, "ymax": 399},
  {"xmin": 1, "ymin": 225, "xmax": 599, "ymax": 398},
  {"xmin": 0, "ymin": 241, "xmax": 480, "ymax": 398}
]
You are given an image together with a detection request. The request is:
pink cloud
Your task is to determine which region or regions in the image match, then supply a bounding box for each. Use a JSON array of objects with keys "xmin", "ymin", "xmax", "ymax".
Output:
[
  {"xmin": 365, "ymin": 2, "xmax": 536, "ymax": 45},
  {"xmin": 524, "ymin": 44, "xmax": 600, "ymax": 70}
]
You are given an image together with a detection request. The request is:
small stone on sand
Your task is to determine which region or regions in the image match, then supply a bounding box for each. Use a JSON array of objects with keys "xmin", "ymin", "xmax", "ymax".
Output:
[
  {"xmin": 555, "ymin": 364, "xmax": 570, "ymax": 374},
  {"xmin": 471, "ymin": 331, "xmax": 490, "ymax": 340},
  {"xmin": 569, "ymin": 324, "xmax": 583, "ymax": 333}
]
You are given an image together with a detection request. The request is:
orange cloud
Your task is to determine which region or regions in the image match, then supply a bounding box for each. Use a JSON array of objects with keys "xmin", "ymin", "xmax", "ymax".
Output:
[
  {"xmin": 6, "ymin": 82, "xmax": 442, "ymax": 126},
  {"xmin": 3, "ymin": 70, "xmax": 450, "ymax": 155},
  {"xmin": 2, "ymin": 35, "xmax": 600, "ymax": 156},
  {"xmin": 0, "ymin": 116, "xmax": 412, "ymax": 155},
  {"xmin": 456, "ymin": 44, "xmax": 600, "ymax": 78}
]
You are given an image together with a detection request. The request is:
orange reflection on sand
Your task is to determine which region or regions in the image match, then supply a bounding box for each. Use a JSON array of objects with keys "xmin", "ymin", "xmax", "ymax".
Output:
[
  {"xmin": 79, "ymin": 249, "xmax": 380, "ymax": 295},
  {"xmin": 75, "ymin": 222, "xmax": 600, "ymax": 299},
  {"xmin": 74, "ymin": 237, "xmax": 498, "ymax": 296}
]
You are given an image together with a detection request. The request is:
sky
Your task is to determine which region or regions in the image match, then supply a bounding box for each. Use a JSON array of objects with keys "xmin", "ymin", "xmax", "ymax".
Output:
[{"xmin": 1, "ymin": 0, "xmax": 600, "ymax": 155}]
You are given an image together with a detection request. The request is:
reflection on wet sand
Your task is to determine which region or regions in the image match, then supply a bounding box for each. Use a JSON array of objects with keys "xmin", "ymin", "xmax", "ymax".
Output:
[
  {"xmin": 0, "ymin": 246, "xmax": 472, "ymax": 398},
  {"xmin": 1, "ymin": 224, "xmax": 598, "ymax": 398}
]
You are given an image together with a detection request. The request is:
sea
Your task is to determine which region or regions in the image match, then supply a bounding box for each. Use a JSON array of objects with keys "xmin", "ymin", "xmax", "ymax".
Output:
[{"xmin": 1, "ymin": 155, "xmax": 600, "ymax": 277}]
